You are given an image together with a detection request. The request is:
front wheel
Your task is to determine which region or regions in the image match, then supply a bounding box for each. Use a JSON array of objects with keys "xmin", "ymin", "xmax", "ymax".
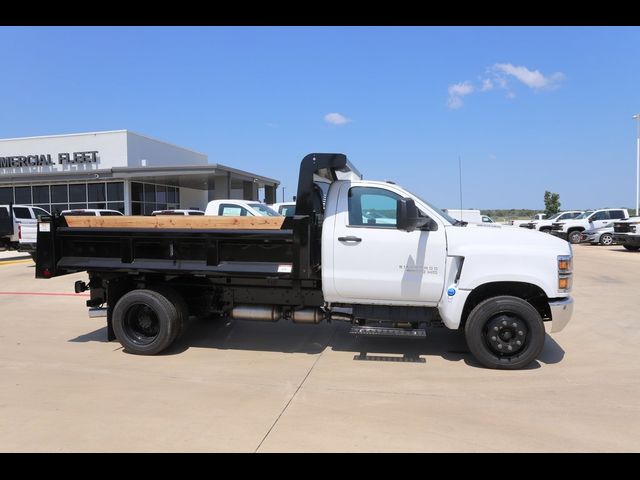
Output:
[
  {"xmin": 568, "ymin": 231, "xmax": 582, "ymax": 244},
  {"xmin": 464, "ymin": 296, "xmax": 546, "ymax": 370},
  {"xmin": 623, "ymin": 244, "xmax": 640, "ymax": 251},
  {"xmin": 599, "ymin": 233, "xmax": 614, "ymax": 246}
]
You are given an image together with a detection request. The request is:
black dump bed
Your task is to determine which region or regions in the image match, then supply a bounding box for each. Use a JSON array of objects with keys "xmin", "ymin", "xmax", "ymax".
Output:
[{"xmin": 36, "ymin": 153, "xmax": 360, "ymax": 282}]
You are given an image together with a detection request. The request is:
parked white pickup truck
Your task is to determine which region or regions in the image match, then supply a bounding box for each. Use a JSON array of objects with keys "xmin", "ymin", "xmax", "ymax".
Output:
[
  {"xmin": 205, "ymin": 200, "xmax": 282, "ymax": 217},
  {"xmin": 551, "ymin": 208, "xmax": 629, "ymax": 244},
  {"xmin": 37, "ymin": 153, "xmax": 575, "ymax": 369},
  {"xmin": 0, "ymin": 204, "xmax": 50, "ymax": 259},
  {"xmin": 519, "ymin": 211, "xmax": 583, "ymax": 233}
]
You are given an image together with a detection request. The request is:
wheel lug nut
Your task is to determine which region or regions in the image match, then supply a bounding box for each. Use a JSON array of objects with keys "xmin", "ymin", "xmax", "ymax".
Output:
[
  {"xmin": 491, "ymin": 336, "xmax": 497, "ymax": 341},
  {"xmin": 494, "ymin": 326, "xmax": 499, "ymax": 331},
  {"xmin": 497, "ymin": 344, "xmax": 503, "ymax": 349},
  {"xmin": 502, "ymin": 320, "xmax": 507, "ymax": 326},
  {"xmin": 516, "ymin": 340, "xmax": 522, "ymax": 345},
  {"xmin": 507, "ymin": 345, "xmax": 513, "ymax": 351},
  {"xmin": 518, "ymin": 331, "xmax": 524, "ymax": 336},
  {"xmin": 512, "ymin": 323, "xmax": 517, "ymax": 327}
]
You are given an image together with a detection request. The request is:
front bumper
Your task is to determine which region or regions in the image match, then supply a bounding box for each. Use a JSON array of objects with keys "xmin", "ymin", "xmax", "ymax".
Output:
[
  {"xmin": 549, "ymin": 297, "xmax": 573, "ymax": 333},
  {"xmin": 613, "ymin": 234, "xmax": 640, "ymax": 246},
  {"xmin": 580, "ymin": 233, "xmax": 599, "ymax": 243},
  {"xmin": 551, "ymin": 231, "xmax": 568, "ymax": 240}
]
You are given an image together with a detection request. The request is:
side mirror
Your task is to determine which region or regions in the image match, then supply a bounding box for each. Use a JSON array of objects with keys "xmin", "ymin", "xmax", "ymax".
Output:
[{"xmin": 397, "ymin": 198, "xmax": 433, "ymax": 232}]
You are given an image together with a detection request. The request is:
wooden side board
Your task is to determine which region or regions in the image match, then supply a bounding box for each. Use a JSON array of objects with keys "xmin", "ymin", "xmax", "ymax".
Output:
[{"xmin": 64, "ymin": 215, "xmax": 286, "ymax": 230}]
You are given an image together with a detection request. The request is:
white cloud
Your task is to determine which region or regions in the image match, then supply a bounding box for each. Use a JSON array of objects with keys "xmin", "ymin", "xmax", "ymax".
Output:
[
  {"xmin": 446, "ymin": 63, "xmax": 565, "ymax": 109},
  {"xmin": 480, "ymin": 78, "xmax": 494, "ymax": 91},
  {"xmin": 447, "ymin": 81, "xmax": 475, "ymax": 109},
  {"xmin": 324, "ymin": 112, "xmax": 352, "ymax": 125},
  {"xmin": 493, "ymin": 63, "xmax": 565, "ymax": 90}
]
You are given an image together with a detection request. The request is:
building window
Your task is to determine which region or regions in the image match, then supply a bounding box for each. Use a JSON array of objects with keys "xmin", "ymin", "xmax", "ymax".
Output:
[
  {"xmin": 129, "ymin": 181, "xmax": 178, "ymax": 215},
  {"xmin": 107, "ymin": 183, "xmax": 124, "ymax": 202},
  {"xmin": 51, "ymin": 185, "xmax": 68, "ymax": 204},
  {"xmin": 88, "ymin": 183, "xmax": 106, "ymax": 202},
  {"xmin": 69, "ymin": 184, "xmax": 87, "ymax": 204},
  {"xmin": 15, "ymin": 186, "xmax": 32, "ymax": 204},
  {"xmin": 0, "ymin": 187, "xmax": 12, "ymax": 203},
  {"xmin": 32, "ymin": 185, "xmax": 50, "ymax": 204}
]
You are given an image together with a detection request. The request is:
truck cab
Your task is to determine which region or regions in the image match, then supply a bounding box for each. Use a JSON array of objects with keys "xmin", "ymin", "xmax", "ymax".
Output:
[{"xmin": 519, "ymin": 211, "xmax": 583, "ymax": 232}]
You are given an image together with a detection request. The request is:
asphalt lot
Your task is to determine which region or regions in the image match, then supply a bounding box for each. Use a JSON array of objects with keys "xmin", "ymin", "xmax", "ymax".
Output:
[{"xmin": 0, "ymin": 245, "xmax": 639, "ymax": 452}]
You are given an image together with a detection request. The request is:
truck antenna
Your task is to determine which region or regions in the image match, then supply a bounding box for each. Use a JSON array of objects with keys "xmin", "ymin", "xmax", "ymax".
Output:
[{"xmin": 458, "ymin": 155, "xmax": 463, "ymax": 220}]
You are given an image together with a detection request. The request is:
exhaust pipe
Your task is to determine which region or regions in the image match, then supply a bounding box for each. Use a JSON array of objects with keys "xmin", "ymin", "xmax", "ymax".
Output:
[
  {"xmin": 291, "ymin": 308, "xmax": 325, "ymax": 324},
  {"xmin": 231, "ymin": 305, "xmax": 282, "ymax": 322}
]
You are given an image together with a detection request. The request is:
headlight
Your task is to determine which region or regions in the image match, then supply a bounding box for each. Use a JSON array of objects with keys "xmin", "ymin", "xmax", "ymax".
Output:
[
  {"xmin": 558, "ymin": 254, "xmax": 573, "ymax": 292},
  {"xmin": 631, "ymin": 225, "xmax": 637, "ymax": 233}
]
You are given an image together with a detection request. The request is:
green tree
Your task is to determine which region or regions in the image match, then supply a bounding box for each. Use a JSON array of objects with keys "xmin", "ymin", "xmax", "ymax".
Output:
[{"xmin": 544, "ymin": 191, "xmax": 561, "ymax": 216}]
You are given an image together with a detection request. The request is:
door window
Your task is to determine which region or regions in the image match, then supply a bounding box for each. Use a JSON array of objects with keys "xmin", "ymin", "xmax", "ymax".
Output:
[
  {"xmin": 218, "ymin": 204, "xmax": 250, "ymax": 216},
  {"xmin": 12, "ymin": 207, "xmax": 31, "ymax": 219},
  {"xmin": 348, "ymin": 187, "xmax": 401, "ymax": 228},
  {"xmin": 590, "ymin": 211, "xmax": 609, "ymax": 221},
  {"xmin": 609, "ymin": 210, "xmax": 626, "ymax": 219}
]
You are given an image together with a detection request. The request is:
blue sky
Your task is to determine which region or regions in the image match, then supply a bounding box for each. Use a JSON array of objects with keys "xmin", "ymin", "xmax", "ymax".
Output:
[{"xmin": 1, "ymin": 26, "xmax": 639, "ymax": 210}]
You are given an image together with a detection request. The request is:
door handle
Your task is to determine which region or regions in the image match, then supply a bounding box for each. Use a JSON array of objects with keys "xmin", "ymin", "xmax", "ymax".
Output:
[{"xmin": 338, "ymin": 236, "xmax": 362, "ymax": 243}]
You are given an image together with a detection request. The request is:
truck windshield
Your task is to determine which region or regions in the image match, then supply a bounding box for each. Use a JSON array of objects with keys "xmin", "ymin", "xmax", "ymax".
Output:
[
  {"xmin": 249, "ymin": 204, "xmax": 281, "ymax": 216},
  {"xmin": 545, "ymin": 212, "xmax": 562, "ymax": 221},
  {"xmin": 574, "ymin": 211, "xmax": 594, "ymax": 219},
  {"xmin": 403, "ymin": 189, "xmax": 458, "ymax": 225}
]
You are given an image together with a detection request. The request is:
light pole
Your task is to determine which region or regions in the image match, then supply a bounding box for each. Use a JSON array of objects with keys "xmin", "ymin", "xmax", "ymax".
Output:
[
  {"xmin": 282, "ymin": 186, "xmax": 286, "ymax": 203},
  {"xmin": 634, "ymin": 114, "xmax": 640, "ymax": 216}
]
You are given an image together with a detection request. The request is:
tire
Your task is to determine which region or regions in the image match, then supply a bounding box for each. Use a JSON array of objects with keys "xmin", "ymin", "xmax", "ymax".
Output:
[
  {"xmin": 540, "ymin": 227, "xmax": 551, "ymax": 234},
  {"xmin": 147, "ymin": 286, "xmax": 189, "ymax": 342},
  {"xmin": 599, "ymin": 233, "xmax": 614, "ymax": 246},
  {"xmin": 464, "ymin": 295, "xmax": 546, "ymax": 370},
  {"xmin": 112, "ymin": 289, "xmax": 181, "ymax": 355},
  {"xmin": 568, "ymin": 231, "xmax": 582, "ymax": 244},
  {"xmin": 623, "ymin": 244, "xmax": 640, "ymax": 251}
]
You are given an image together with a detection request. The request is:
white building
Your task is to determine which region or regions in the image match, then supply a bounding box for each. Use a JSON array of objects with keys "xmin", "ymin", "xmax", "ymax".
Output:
[{"xmin": 0, "ymin": 130, "xmax": 279, "ymax": 215}]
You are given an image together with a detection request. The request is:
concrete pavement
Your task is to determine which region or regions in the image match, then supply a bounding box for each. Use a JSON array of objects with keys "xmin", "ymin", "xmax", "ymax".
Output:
[{"xmin": 0, "ymin": 244, "xmax": 638, "ymax": 452}]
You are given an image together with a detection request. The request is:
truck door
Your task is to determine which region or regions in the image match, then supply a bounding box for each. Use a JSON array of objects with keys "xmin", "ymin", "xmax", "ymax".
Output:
[
  {"xmin": 589, "ymin": 211, "xmax": 610, "ymax": 229},
  {"xmin": 331, "ymin": 184, "xmax": 447, "ymax": 305}
]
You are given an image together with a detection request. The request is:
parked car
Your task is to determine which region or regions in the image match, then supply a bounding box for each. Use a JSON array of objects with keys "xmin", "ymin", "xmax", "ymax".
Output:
[
  {"xmin": 205, "ymin": 200, "xmax": 282, "ymax": 217},
  {"xmin": 580, "ymin": 226, "xmax": 615, "ymax": 246},
  {"xmin": 61, "ymin": 209, "xmax": 124, "ymax": 217},
  {"xmin": 550, "ymin": 208, "xmax": 629, "ymax": 244},
  {"xmin": 520, "ymin": 211, "xmax": 584, "ymax": 232},
  {"xmin": 269, "ymin": 202, "xmax": 297, "ymax": 216},
  {"xmin": 152, "ymin": 209, "xmax": 205, "ymax": 216}
]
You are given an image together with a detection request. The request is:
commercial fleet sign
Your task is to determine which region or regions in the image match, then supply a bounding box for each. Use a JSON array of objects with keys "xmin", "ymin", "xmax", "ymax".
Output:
[{"xmin": 0, "ymin": 151, "xmax": 99, "ymax": 169}]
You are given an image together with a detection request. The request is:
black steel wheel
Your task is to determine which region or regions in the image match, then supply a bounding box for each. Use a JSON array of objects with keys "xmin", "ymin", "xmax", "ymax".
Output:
[
  {"xmin": 599, "ymin": 233, "xmax": 614, "ymax": 246},
  {"xmin": 112, "ymin": 289, "xmax": 180, "ymax": 355},
  {"xmin": 623, "ymin": 244, "xmax": 640, "ymax": 251},
  {"xmin": 464, "ymin": 295, "xmax": 546, "ymax": 370}
]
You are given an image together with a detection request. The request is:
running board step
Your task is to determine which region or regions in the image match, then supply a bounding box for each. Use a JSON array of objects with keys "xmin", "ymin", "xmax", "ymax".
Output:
[{"xmin": 350, "ymin": 326, "xmax": 426, "ymax": 339}]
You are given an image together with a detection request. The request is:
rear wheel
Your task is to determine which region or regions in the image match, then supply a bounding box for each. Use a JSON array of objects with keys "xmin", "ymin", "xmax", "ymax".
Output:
[
  {"xmin": 599, "ymin": 233, "xmax": 613, "ymax": 246},
  {"xmin": 568, "ymin": 231, "xmax": 582, "ymax": 244},
  {"xmin": 464, "ymin": 295, "xmax": 546, "ymax": 370},
  {"xmin": 112, "ymin": 289, "xmax": 181, "ymax": 355},
  {"xmin": 623, "ymin": 244, "xmax": 640, "ymax": 251}
]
